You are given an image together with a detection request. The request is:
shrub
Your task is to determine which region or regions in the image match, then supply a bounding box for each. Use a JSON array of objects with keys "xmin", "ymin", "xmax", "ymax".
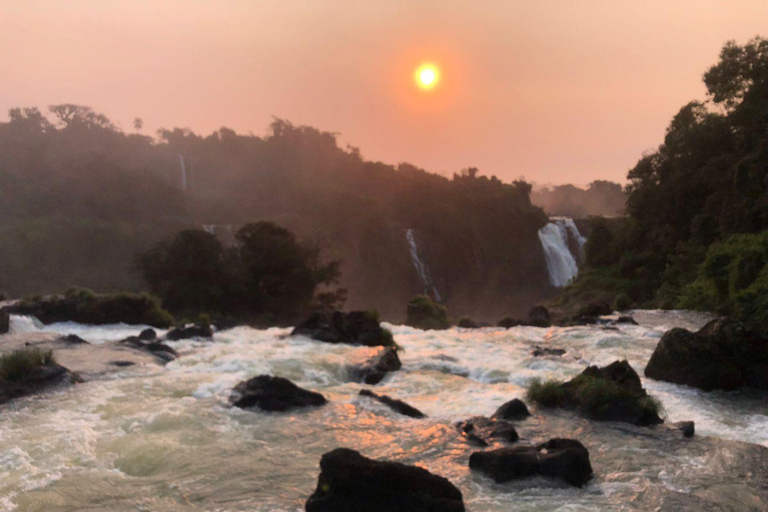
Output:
[
  {"xmin": 405, "ymin": 295, "xmax": 450, "ymax": 330},
  {"xmin": 613, "ymin": 293, "xmax": 633, "ymax": 311},
  {"xmin": 458, "ymin": 317, "xmax": 479, "ymax": 328},
  {"xmin": 526, "ymin": 378, "xmax": 567, "ymax": 407},
  {"xmin": 0, "ymin": 348, "xmax": 55, "ymax": 381}
]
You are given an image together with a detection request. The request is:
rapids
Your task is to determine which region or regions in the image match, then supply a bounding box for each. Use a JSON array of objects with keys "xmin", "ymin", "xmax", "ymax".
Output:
[{"xmin": 2, "ymin": 310, "xmax": 767, "ymax": 511}]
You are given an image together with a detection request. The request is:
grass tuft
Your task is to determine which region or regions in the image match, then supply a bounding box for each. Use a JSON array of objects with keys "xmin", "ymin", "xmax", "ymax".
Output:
[
  {"xmin": 526, "ymin": 377, "xmax": 567, "ymax": 407},
  {"xmin": 0, "ymin": 348, "xmax": 56, "ymax": 381}
]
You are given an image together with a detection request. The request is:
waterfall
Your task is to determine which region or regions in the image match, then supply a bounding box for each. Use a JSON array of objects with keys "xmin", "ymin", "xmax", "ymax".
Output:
[
  {"xmin": 178, "ymin": 154, "xmax": 187, "ymax": 190},
  {"xmin": 538, "ymin": 218, "xmax": 586, "ymax": 287},
  {"xmin": 406, "ymin": 229, "xmax": 441, "ymax": 301}
]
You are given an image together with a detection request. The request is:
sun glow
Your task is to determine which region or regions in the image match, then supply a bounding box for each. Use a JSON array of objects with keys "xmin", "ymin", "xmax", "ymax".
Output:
[{"xmin": 415, "ymin": 63, "xmax": 439, "ymax": 89}]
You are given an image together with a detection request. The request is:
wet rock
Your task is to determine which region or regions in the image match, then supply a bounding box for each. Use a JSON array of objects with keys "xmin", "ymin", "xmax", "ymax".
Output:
[
  {"xmin": 457, "ymin": 317, "xmax": 479, "ymax": 328},
  {"xmin": 138, "ymin": 328, "xmax": 156, "ymax": 341},
  {"xmin": 645, "ymin": 317, "xmax": 768, "ymax": 391},
  {"xmin": 456, "ymin": 416, "xmax": 519, "ymax": 445},
  {"xmin": 166, "ymin": 323, "xmax": 213, "ymax": 341},
  {"xmin": 492, "ymin": 398, "xmax": 531, "ymax": 420},
  {"xmin": 527, "ymin": 306, "xmax": 551, "ymax": 327},
  {"xmin": 109, "ymin": 360, "xmax": 136, "ymax": 367},
  {"xmin": 0, "ymin": 311, "xmax": 9, "ymax": 334},
  {"xmin": 671, "ymin": 421, "xmax": 695, "ymax": 438},
  {"xmin": 616, "ymin": 315, "xmax": 639, "ymax": 325},
  {"xmin": 292, "ymin": 310, "xmax": 393, "ymax": 346},
  {"xmin": 230, "ymin": 375, "xmax": 327, "ymax": 412},
  {"xmin": 306, "ymin": 448, "xmax": 465, "ymax": 512},
  {"xmin": 62, "ymin": 334, "xmax": 89, "ymax": 344},
  {"xmin": 0, "ymin": 361, "xmax": 80, "ymax": 405},
  {"xmin": 531, "ymin": 346, "xmax": 566, "ymax": 357},
  {"xmin": 577, "ymin": 300, "xmax": 613, "ymax": 318},
  {"xmin": 119, "ymin": 335, "xmax": 179, "ymax": 363},
  {"xmin": 497, "ymin": 316, "xmax": 522, "ymax": 328},
  {"xmin": 358, "ymin": 389, "xmax": 425, "ymax": 418},
  {"xmin": 348, "ymin": 347, "xmax": 401, "ymax": 385},
  {"xmin": 469, "ymin": 438, "xmax": 593, "ymax": 487}
]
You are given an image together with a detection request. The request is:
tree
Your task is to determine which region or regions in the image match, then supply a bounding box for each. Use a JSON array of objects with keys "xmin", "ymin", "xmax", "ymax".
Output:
[{"xmin": 133, "ymin": 118, "xmax": 144, "ymax": 131}]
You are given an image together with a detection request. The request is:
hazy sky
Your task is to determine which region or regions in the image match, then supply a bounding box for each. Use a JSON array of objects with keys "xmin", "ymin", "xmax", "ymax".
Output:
[{"xmin": 2, "ymin": 1, "xmax": 767, "ymax": 185}]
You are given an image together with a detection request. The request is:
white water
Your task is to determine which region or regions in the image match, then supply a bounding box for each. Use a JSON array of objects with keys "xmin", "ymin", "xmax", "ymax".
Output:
[
  {"xmin": 538, "ymin": 218, "xmax": 586, "ymax": 287},
  {"xmin": 9, "ymin": 315, "xmax": 164, "ymax": 344},
  {"xmin": 177, "ymin": 153, "xmax": 187, "ymax": 190},
  {"xmin": 406, "ymin": 228, "xmax": 441, "ymax": 301},
  {"xmin": 2, "ymin": 311, "xmax": 767, "ymax": 510}
]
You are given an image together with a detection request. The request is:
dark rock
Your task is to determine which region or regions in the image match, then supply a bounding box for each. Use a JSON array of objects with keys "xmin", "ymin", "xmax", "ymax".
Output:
[
  {"xmin": 0, "ymin": 311, "xmax": 9, "ymax": 334},
  {"xmin": 138, "ymin": 328, "xmax": 156, "ymax": 341},
  {"xmin": 109, "ymin": 360, "xmax": 136, "ymax": 367},
  {"xmin": 531, "ymin": 346, "xmax": 566, "ymax": 357},
  {"xmin": 119, "ymin": 336, "xmax": 179, "ymax": 363},
  {"xmin": 492, "ymin": 398, "xmax": 531, "ymax": 420},
  {"xmin": 457, "ymin": 317, "xmax": 479, "ymax": 328},
  {"xmin": 645, "ymin": 317, "xmax": 768, "ymax": 391},
  {"xmin": 0, "ymin": 363, "xmax": 79, "ymax": 405},
  {"xmin": 292, "ymin": 310, "xmax": 393, "ymax": 346},
  {"xmin": 230, "ymin": 375, "xmax": 327, "ymax": 412},
  {"xmin": 405, "ymin": 295, "xmax": 451, "ymax": 330},
  {"xmin": 456, "ymin": 416, "xmax": 519, "ymax": 444},
  {"xmin": 358, "ymin": 389, "xmax": 425, "ymax": 418},
  {"xmin": 469, "ymin": 438, "xmax": 593, "ymax": 487},
  {"xmin": 62, "ymin": 334, "xmax": 89, "ymax": 344},
  {"xmin": 305, "ymin": 448, "xmax": 465, "ymax": 512},
  {"xmin": 348, "ymin": 347, "xmax": 401, "ymax": 385},
  {"xmin": 671, "ymin": 421, "xmax": 695, "ymax": 438},
  {"xmin": 498, "ymin": 316, "xmax": 522, "ymax": 328},
  {"xmin": 616, "ymin": 316, "xmax": 639, "ymax": 325},
  {"xmin": 527, "ymin": 306, "xmax": 551, "ymax": 327},
  {"xmin": 166, "ymin": 323, "xmax": 213, "ymax": 341},
  {"xmin": 577, "ymin": 300, "xmax": 613, "ymax": 318}
]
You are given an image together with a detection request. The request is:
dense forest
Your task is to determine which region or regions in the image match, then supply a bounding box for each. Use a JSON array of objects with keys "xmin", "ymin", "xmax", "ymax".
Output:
[
  {"xmin": 0, "ymin": 107, "xmax": 553, "ymax": 320},
  {"xmin": 562, "ymin": 37, "xmax": 768, "ymax": 328},
  {"xmin": 531, "ymin": 181, "xmax": 625, "ymax": 218}
]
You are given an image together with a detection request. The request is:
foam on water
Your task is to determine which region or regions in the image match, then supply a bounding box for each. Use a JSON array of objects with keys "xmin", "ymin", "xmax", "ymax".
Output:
[
  {"xmin": 9, "ymin": 315, "xmax": 166, "ymax": 344},
  {"xmin": 1, "ymin": 312, "xmax": 767, "ymax": 510}
]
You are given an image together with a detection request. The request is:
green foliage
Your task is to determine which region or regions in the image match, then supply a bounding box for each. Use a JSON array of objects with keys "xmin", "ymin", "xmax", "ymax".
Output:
[
  {"xmin": 381, "ymin": 328, "xmax": 395, "ymax": 349},
  {"xmin": 526, "ymin": 378, "xmax": 567, "ymax": 407},
  {"xmin": 613, "ymin": 293, "xmax": 633, "ymax": 311},
  {"xmin": 569, "ymin": 375, "xmax": 661, "ymax": 420},
  {"xmin": 405, "ymin": 295, "xmax": 451, "ymax": 330},
  {"xmin": 0, "ymin": 348, "xmax": 56, "ymax": 381},
  {"xmin": 457, "ymin": 317, "xmax": 478, "ymax": 328}
]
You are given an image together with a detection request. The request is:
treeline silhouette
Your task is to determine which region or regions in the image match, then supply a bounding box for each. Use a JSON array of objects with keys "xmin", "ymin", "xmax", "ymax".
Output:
[
  {"xmin": 0, "ymin": 106, "xmax": 553, "ymax": 320},
  {"xmin": 567, "ymin": 37, "xmax": 768, "ymax": 328},
  {"xmin": 531, "ymin": 181, "xmax": 625, "ymax": 218}
]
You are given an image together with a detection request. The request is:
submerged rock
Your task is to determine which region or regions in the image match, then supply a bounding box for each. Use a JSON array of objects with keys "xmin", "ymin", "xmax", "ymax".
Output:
[
  {"xmin": 62, "ymin": 334, "xmax": 89, "ymax": 344},
  {"xmin": 166, "ymin": 323, "xmax": 213, "ymax": 341},
  {"xmin": 469, "ymin": 438, "xmax": 593, "ymax": 487},
  {"xmin": 292, "ymin": 310, "xmax": 393, "ymax": 346},
  {"xmin": 119, "ymin": 335, "xmax": 179, "ymax": 363},
  {"xmin": 358, "ymin": 389, "xmax": 425, "ymax": 418},
  {"xmin": 348, "ymin": 347, "xmax": 401, "ymax": 384},
  {"xmin": 531, "ymin": 346, "xmax": 566, "ymax": 357},
  {"xmin": 230, "ymin": 375, "xmax": 327, "ymax": 412},
  {"xmin": 492, "ymin": 398, "xmax": 531, "ymax": 420},
  {"xmin": 305, "ymin": 448, "xmax": 465, "ymax": 512},
  {"xmin": 456, "ymin": 416, "xmax": 519, "ymax": 446},
  {"xmin": 615, "ymin": 315, "xmax": 639, "ymax": 325},
  {"xmin": 645, "ymin": 317, "xmax": 768, "ymax": 391}
]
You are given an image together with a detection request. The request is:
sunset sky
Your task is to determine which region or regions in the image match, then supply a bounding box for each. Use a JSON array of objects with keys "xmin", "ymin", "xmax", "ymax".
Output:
[{"xmin": 2, "ymin": 1, "xmax": 767, "ymax": 185}]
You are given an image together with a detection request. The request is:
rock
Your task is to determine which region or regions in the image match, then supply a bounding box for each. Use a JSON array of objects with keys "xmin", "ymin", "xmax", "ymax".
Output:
[
  {"xmin": 457, "ymin": 317, "xmax": 479, "ymax": 328},
  {"xmin": 62, "ymin": 334, "xmax": 89, "ymax": 344},
  {"xmin": 527, "ymin": 306, "xmax": 551, "ymax": 327},
  {"xmin": 456, "ymin": 416, "xmax": 519, "ymax": 445},
  {"xmin": 0, "ymin": 362, "xmax": 79, "ymax": 405},
  {"xmin": 119, "ymin": 335, "xmax": 179, "ymax": 363},
  {"xmin": 292, "ymin": 311, "xmax": 393, "ymax": 347},
  {"xmin": 645, "ymin": 317, "xmax": 768, "ymax": 391},
  {"xmin": 358, "ymin": 389, "xmax": 425, "ymax": 418},
  {"xmin": 229, "ymin": 375, "xmax": 327, "ymax": 412},
  {"xmin": 405, "ymin": 295, "xmax": 450, "ymax": 330},
  {"xmin": 109, "ymin": 360, "xmax": 136, "ymax": 367},
  {"xmin": 138, "ymin": 328, "xmax": 156, "ymax": 341},
  {"xmin": 497, "ymin": 316, "xmax": 522, "ymax": 328},
  {"xmin": 348, "ymin": 347, "xmax": 401, "ymax": 385},
  {"xmin": 492, "ymin": 398, "xmax": 531, "ymax": 420},
  {"xmin": 577, "ymin": 300, "xmax": 613, "ymax": 318},
  {"xmin": 166, "ymin": 323, "xmax": 213, "ymax": 341},
  {"xmin": 305, "ymin": 448, "xmax": 465, "ymax": 512},
  {"xmin": 531, "ymin": 346, "xmax": 566, "ymax": 357},
  {"xmin": 671, "ymin": 421, "xmax": 695, "ymax": 438},
  {"xmin": 616, "ymin": 315, "xmax": 639, "ymax": 325},
  {"xmin": 469, "ymin": 438, "xmax": 593, "ymax": 487},
  {"xmin": 0, "ymin": 311, "xmax": 9, "ymax": 334}
]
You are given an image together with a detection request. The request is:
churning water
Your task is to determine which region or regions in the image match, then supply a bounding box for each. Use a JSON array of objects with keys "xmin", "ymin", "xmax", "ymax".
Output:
[{"xmin": 2, "ymin": 311, "xmax": 767, "ymax": 511}]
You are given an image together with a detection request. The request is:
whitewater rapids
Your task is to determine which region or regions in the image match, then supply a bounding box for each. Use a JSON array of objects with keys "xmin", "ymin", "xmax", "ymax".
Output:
[{"xmin": 1, "ymin": 311, "xmax": 767, "ymax": 511}]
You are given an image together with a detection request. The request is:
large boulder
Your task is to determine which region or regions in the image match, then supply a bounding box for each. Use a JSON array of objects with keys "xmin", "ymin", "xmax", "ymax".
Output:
[
  {"xmin": 492, "ymin": 398, "xmax": 531, "ymax": 421},
  {"xmin": 305, "ymin": 448, "xmax": 465, "ymax": 512},
  {"xmin": 456, "ymin": 416, "xmax": 519, "ymax": 446},
  {"xmin": 529, "ymin": 360, "xmax": 663, "ymax": 426},
  {"xmin": 469, "ymin": 438, "xmax": 593, "ymax": 487},
  {"xmin": 348, "ymin": 347, "xmax": 401, "ymax": 385},
  {"xmin": 166, "ymin": 323, "xmax": 213, "ymax": 341},
  {"xmin": 0, "ymin": 311, "xmax": 9, "ymax": 334},
  {"xmin": 527, "ymin": 306, "xmax": 551, "ymax": 327},
  {"xmin": 359, "ymin": 390, "xmax": 425, "ymax": 418},
  {"xmin": 645, "ymin": 317, "xmax": 768, "ymax": 391},
  {"xmin": 230, "ymin": 375, "xmax": 327, "ymax": 412},
  {"xmin": 292, "ymin": 311, "xmax": 393, "ymax": 347},
  {"xmin": 405, "ymin": 295, "xmax": 450, "ymax": 330}
]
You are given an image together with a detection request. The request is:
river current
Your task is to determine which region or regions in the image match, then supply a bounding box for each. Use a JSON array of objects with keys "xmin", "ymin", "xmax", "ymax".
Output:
[{"xmin": 2, "ymin": 311, "xmax": 767, "ymax": 511}]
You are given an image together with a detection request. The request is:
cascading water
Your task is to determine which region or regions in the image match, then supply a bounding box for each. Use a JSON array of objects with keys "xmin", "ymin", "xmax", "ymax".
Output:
[
  {"xmin": 177, "ymin": 153, "xmax": 187, "ymax": 190},
  {"xmin": 538, "ymin": 217, "xmax": 586, "ymax": 287},
  {"xmin": 406, "ymin": 229, "xmax": 441, "ymax": 301}
]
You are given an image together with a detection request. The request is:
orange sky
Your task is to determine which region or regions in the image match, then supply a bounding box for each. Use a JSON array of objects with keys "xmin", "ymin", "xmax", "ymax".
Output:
[{"xmin": 2, "ymin": 1, "xmax": 767, "ymax": 185}]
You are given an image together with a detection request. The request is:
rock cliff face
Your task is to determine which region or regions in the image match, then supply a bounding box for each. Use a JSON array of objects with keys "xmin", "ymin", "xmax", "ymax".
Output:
[{"xmin": 645, "ymin": 317, "xmax": 768, "ymax": 391}]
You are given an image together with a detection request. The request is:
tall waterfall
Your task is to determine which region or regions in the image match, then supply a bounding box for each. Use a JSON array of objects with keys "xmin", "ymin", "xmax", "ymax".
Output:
[
  {"xmin": 406, "ymin": 229, "xmax": 441, "ymax": 301},
  {"xmin": 178, "ymin": 154, "xmax": 187, "ymax": 190},
  {"xmin": 538, "ymin": 217, "xmax": 586, "ymax": 287}
]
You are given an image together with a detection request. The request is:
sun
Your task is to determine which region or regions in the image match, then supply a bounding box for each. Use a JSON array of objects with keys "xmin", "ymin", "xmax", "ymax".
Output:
[{"xmin": 415, "ymin": 63, "xmax": 440, "ymax": 89}]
